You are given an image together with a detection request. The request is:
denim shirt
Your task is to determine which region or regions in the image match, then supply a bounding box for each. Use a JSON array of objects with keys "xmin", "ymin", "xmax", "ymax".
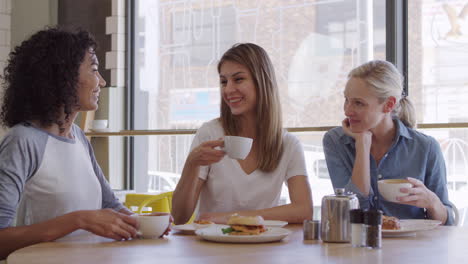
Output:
[{"xmin": 323, "ymin": 119, "xmax": 454, "ymax": 225}]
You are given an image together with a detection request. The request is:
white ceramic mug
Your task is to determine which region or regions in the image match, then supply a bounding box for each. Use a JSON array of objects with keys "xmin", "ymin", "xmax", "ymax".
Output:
[
  {"xmin": 92, "ymin": 119, "xmax": 108, "ymax": 130},
  {"xmin": 135, "ymin": 214, "xmax": 170, "ymax": 239},
  {"xmin": 223, "ymin": 136, "xmax": 253, "ymax": 160},
  {"xmin": 378, "ymin": 179, "xmax": 413, "ymax": 203}
]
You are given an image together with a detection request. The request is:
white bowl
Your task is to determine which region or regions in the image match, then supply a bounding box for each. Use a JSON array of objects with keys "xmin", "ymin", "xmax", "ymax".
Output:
[
  {"xmin": 92, "ymin": 119, "xmax": 108, "ymax": 130},
  {"xmin": 136, "ymin": 214, "xmax": 170, "ymax": 239},
  {"xmin": 378, "ymin": 179, "xmax": 413, "ymax": 203}
]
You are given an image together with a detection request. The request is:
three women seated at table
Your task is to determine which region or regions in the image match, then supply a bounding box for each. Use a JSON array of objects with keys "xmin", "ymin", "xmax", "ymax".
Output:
[
  {"xmin": 323, "ymin": 60, "xmax": 453, "ymax": 225},
  {"xmin": 0, "ymin": 26, "xmax": 453, "ymax": 259}
]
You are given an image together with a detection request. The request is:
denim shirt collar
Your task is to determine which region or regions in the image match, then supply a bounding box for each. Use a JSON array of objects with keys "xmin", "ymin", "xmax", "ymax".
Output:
[
  {"xmin": 397, "ymin": 119, "xmax": 413, "ymax": 140},
  {"xmin": 339, "ymin": 118, "xmax": 413, "ymax": 146}
]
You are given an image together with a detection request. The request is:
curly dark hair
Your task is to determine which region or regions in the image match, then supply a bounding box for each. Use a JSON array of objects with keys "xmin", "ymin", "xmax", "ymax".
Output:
[{"xmin": 0, "ymin": 27, "xmax": 97, "ymax": 128}]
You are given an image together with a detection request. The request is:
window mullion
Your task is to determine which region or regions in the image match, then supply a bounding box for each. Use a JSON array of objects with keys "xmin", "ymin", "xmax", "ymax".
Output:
[{"xmin": 386, "ymin": 0, "xmax": 408, "ymax": 95}]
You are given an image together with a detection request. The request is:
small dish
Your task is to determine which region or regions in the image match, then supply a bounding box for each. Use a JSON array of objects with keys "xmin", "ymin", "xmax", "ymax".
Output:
[
  {"xmin": 172, "ymin": 224, "xmax": 196, "ymax": 235},
  {"xmin": 263, "ymin": 220, "xmax": 288, "ymax": 227}
]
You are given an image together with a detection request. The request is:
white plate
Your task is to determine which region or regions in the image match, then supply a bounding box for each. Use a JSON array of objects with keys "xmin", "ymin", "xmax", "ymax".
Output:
[
  {"xmin": 195, "ymin": 225, "xmax": 291, "ymax": 243},
  {"xmin": 382, "ymin": 219, "xmax": 441, "ymax": 237},
  {"xmin": 263, "ymin": 220, "xmax": 288, "ymax": 227},
  {"xmin": 193, "ymin": 222, "xmax": 216, "ymax": 229},
  {"xmin": 172, "ymin": 224, "xmax": 196, "ymax": 235},
  {"xmin": 172, "ymin": 223, "xmax": 215, "ymax": 235}
]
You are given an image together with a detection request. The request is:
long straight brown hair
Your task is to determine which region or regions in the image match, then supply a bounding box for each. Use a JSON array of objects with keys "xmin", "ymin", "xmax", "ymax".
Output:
[{"xmin": 217, "ymin": 43, "xmax": 283, "ymax": 172}]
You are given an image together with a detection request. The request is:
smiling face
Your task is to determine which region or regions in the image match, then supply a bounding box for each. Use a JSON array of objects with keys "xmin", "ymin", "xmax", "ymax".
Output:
[
  {"xmin": 343, "ymin": 77, "xmax": 388, "ymax": 133},
  {"xmin": 219, "ymin": 60, "xmax": 257, "ymax": 118},
  {"xmin": 76, "ymin": 50, "xmax": 106, "ymax": 112}
]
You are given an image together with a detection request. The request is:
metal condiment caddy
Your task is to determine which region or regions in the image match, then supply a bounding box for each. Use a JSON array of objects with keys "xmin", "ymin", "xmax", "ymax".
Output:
[{"xmin": 320, "ymin": 188, "xmax": 359, "ymax": 243}]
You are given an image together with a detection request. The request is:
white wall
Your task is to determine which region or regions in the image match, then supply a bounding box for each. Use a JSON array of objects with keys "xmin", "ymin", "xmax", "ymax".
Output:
[
  {"xmin": 102, "ymin": 0, "xmax": 126, "ymax": 189},
  {"xmin": 0, "ymin": 0, "xmax": 56, "ymax": 138},
  {"xmin": 11, "ymin": 0, "xmax": 57, "ymax": 47},
  {"xmin": 0, "ymin": 0, "xmax": 11, "ymax": 73}
]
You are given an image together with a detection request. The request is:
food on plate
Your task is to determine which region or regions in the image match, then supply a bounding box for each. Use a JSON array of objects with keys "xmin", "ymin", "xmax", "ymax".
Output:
[
  {"xmin": 194, "ymin": 220, "xmax": 215, "ymax": 229},
  {"xmin": 222, "ymin": 215, "xmax": 267, "ymax": 235},
  {"xmin": 382, "ymin": 215, "xmax": 401, "ymax": 230}
]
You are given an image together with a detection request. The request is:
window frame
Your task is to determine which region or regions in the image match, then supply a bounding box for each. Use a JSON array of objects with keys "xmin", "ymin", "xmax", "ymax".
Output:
[{"xmin": 122, "ymin": 0, "xmax": 468, "ymax": 190}]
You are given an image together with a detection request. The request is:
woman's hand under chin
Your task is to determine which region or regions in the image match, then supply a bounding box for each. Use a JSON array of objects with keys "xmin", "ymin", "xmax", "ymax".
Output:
[{"xmin": 342, "ymin": 118, "xmax": 372, "ymax": 145}]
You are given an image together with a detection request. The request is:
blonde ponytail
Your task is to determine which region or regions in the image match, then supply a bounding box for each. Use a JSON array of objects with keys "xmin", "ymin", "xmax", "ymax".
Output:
[{"xmin": 398, "ymin": 97, "xmax": 416, "ymax": 128}]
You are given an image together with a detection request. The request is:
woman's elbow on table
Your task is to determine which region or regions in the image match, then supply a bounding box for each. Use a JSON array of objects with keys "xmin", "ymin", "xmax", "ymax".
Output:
[
  {"xmin": 171, "ymin": 201, "xmax": 195, "ymax": 225},
  {"xmin": 292, "ymin": 203, "xmax": 313, "ymax": 223}
]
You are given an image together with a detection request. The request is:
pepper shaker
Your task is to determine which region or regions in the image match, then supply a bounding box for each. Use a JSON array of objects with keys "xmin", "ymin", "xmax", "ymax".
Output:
[{"xmin": 363, "ymin": 210, "xmax": 382, "ymax": 249}]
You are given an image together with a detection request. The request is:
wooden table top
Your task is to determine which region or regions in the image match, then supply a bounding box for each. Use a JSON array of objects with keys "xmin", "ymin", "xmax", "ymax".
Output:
[{"xmin": 7, "ymin": 224, "xmax": 468, "ymax": 264}]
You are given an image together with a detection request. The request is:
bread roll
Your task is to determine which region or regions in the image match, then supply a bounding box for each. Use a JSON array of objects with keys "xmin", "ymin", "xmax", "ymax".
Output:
[{"xmin": 227, "ymin": 215, "xmax": 265, "ymax": 226}]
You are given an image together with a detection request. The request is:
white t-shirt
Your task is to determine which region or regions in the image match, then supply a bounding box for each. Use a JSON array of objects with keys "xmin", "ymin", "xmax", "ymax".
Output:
[{"xmin": 192, "ymin": 119, "xmax": 308, "ymax": 215}]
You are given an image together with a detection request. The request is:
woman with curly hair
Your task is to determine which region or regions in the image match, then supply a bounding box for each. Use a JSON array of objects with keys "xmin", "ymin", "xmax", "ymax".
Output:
[{"xmin": 0, "ymin": 28, "xmax": 163, "ymax": 259}]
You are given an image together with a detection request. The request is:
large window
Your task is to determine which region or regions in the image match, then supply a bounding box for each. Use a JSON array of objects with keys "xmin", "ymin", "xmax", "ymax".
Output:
[
  {"xmin": 408, "ymin": 0, "xmax": 468, "ymax": 225},
  {"xmin": 131, "ymin": 0, "xmax": 386, "ymax": 212},
  {"xmin": 127, "ymin": 0, "xmax": 468, "ymax": 225}
]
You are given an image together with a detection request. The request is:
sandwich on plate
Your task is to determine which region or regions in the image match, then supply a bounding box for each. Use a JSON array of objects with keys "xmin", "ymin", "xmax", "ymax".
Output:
[{"xmin": 222, "ymin": 214, "xmax": 267, "ymax": 235}]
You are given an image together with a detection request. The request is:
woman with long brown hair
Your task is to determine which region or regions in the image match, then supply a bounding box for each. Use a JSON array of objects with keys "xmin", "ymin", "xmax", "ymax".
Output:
[{"xmin": 172, "ymin": 43, "xmax": 313, "ymax": 224}]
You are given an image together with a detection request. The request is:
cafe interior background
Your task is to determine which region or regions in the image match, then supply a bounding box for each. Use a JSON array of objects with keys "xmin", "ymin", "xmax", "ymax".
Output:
[{"xmin": 0, "ymin": 0, "xmax": 467, "ymax": 225}]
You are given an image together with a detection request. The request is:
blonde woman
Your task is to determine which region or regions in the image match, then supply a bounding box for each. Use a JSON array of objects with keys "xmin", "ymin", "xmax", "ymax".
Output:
[
  {"xmin": 172, "ymin": 43, "xmax": 313, "ymax": 225},
  {"xmin": 323, "ymin": 60, "xmax": 453, "ymax": 225}
]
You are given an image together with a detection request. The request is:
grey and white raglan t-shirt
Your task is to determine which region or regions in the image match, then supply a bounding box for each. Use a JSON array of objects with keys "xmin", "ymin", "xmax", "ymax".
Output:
[{"xmin": 0, "ymin": 123, "xmax": 125, "ymax": 232}]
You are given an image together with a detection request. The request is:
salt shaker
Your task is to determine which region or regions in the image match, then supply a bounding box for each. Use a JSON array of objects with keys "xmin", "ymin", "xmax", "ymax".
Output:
[
  {"xmin": 303, "ymin": 220, "xmax": 320, "ymax": 240},
  {"xmin": 363, "ymin": 210, "xmax": 382, "ymax": 249},
  {"xmin": 349, "ymin": 209, "xmax": 365, "ymax": 247}
]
